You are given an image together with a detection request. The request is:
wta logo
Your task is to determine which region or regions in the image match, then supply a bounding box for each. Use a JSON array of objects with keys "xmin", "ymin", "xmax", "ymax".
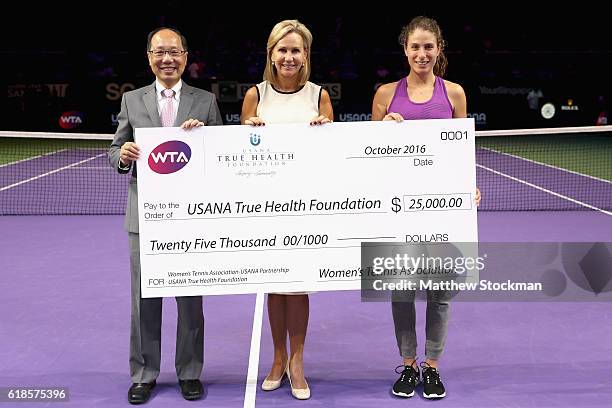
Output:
[
  {"xmin": 148, "ymin": 141, "xmax": 191, "ymax": 174},
  {"xmin": 59, "ymin": 111, "xmax": 84, "ymax": 129}
]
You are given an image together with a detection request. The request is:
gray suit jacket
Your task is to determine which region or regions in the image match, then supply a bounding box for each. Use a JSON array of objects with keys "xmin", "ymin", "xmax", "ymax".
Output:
[{"xmin": 108, "ymin": 82, "xmax": 222, "ymax": 233}]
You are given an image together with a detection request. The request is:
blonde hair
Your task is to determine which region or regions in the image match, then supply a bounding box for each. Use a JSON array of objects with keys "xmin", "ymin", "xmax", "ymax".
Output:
[{"xmin": 263, "ymin": 19, "xmax": 313, "ymax": 87}]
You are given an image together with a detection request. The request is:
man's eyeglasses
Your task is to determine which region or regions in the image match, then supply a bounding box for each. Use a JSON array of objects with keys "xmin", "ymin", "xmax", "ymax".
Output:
[{"xmin": 148, "ymin": 49, "xmax": 187, "ymax": 58}]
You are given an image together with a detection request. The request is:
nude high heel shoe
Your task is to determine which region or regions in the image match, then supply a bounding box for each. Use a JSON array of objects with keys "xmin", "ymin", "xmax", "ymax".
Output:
[
  {"xmin": 286, "ymin": 360, "xmax": 310, "ymax": 400},
  {"xmin": 261, "ymin": 370, "xmax": 286, "ymax": 391}
]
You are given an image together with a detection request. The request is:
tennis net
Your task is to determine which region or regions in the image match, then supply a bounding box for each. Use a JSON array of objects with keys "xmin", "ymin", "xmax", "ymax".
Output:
[{"xmin": 1, "ymin": 126, "xmax": 611, "ymax": 215}]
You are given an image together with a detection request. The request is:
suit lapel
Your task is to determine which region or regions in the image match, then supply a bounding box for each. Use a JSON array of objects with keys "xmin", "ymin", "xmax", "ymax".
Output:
[
  {"xmin": 143, "ymin": 83, "xmax": 162, "ymax": 127},
  {"xmin": 175, "ymin": 83, "xmax": 194, "ymax": 126}
]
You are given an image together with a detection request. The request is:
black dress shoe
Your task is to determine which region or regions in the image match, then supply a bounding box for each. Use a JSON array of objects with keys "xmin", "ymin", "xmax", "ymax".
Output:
[
  {"xmin": 179, "ymin": 379, "xmax": 203, "ymax": 401},
  {"xmin": 128, "ymin": 380, "xmax": 156, "ymax": 404}
]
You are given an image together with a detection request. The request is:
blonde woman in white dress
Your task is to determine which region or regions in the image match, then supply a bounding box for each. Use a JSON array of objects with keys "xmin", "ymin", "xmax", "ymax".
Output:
[{"xmin": 241, "ymin": 19, "xmax": 333, "ymax": 400}]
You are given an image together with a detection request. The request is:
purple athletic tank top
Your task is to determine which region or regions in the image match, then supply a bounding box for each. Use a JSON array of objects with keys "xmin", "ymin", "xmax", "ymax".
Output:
[{"xmin": 387, "ymin": 76, "xmax": 453, "ymax": 119}]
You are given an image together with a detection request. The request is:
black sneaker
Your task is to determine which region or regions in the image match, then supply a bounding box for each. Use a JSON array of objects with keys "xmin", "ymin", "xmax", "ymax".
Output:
[
  {"xmin": 392, "ymin": 364, "xmax": 419, "ymax": 398},
  {"xmin": 420, "ymin": 362, "xmax": 446, "ymax": 399}
]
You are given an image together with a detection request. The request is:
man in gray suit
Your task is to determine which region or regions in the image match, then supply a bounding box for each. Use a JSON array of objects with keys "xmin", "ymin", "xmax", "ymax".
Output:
[{"xmin": 108, "ymin": 27, "xmax": 222, "ymax": 404}]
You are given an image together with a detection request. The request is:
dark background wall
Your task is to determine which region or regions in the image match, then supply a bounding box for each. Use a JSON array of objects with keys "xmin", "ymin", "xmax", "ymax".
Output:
[{"xmin": 4, "ymin": 4, "xmax": 610, "ymax": 132}]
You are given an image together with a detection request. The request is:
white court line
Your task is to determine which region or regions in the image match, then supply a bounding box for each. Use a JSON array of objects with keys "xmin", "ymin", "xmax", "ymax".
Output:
[
  {"xmin": 0, "ymin": 153, "xmax": 105, "ymax": 192},
  {"xmin": 477, "ymin": 163, "xmax": 612, "ymax": 216},
  {"xmin": 243, "ymin": 292, "xmax": 265, "ymax": 408},
  {"xmin": 0, "ymin": 149, "xmax": 68, "ymax": 168},
  {"xmin": 479, "ymin": 146, "xmax": 612, "ymax": 185}
]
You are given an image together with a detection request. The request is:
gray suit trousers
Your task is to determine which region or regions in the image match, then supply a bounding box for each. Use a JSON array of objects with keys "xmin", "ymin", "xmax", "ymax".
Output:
[{"xmin": 129, "ymin": 233, "xmax": 204, "ymax": 383}]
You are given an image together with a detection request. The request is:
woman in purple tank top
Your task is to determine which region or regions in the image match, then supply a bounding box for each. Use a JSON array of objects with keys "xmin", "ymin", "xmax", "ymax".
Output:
[
  {"xmin": 372, "ymin": 18, "xmax": 465, "ymax": 122},
  {"xmin": 372, "ymin": 16, "xmax": 480, "ymax": 400}
]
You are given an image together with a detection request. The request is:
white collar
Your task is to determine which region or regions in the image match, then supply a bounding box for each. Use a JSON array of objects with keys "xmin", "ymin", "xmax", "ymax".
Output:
[{"xmin": 155, "ymin": 80, "xmax": 182, "ymax": 97}]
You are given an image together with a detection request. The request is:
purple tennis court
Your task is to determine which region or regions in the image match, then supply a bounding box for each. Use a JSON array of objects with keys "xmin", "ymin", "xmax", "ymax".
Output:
[
  {"xmin": 0, "ymin": 215, "xmax": 252, "ymax": 407},
  {"xmin": 1, "ymin": 128, "xmax": 611, "ymax": 407},
  {"xmin": 1, "ymin": 212, "xmax": 611, "ymax": 407}
]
